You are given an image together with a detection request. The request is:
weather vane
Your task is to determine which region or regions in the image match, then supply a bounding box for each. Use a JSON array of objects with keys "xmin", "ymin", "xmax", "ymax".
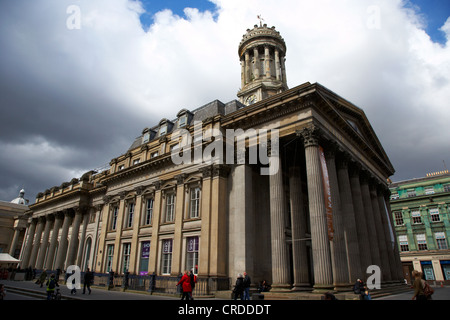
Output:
[{"xmin": 257, "ymin": 14, "xmax": 265, "ymax": 27}]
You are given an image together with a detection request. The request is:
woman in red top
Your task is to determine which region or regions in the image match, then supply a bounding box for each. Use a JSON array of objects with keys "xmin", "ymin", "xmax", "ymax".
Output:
[{"xmin": 177, "ymin": 270, "xmax": 192, "ymax": 300}]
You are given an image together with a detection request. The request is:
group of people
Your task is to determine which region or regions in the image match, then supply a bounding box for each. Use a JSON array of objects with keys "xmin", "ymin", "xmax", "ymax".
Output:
[
  {"xmin": 233, "ymin": 272, "xmax": 252, "ymax": 300},
  {"xmin": 35, "ymin": 268, "xmax": 94, "ymax": 299},
  {"xmin": 176, "ymin": 270, "xmax": 197, "ymax": 300}
]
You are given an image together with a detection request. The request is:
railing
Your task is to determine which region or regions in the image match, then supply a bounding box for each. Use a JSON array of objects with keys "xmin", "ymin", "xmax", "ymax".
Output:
[{"xmin": 30, "ymin": 269, "xmax": 230, "ymax": 297}]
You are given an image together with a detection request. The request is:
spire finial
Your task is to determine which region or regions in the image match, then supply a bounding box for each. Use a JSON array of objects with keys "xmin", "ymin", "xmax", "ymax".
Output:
[{"xmin": 257, "ymin": 14, "xmax": 264, "ymax": 27}]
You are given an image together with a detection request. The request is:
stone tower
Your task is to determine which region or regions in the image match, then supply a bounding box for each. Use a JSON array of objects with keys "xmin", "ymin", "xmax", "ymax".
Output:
[{"xmin": 238, "ymin": 23, "xmax": 288, "ymax": 105}]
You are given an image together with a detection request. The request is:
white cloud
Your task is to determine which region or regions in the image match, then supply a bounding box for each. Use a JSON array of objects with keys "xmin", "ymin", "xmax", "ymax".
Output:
[{"xmin": 1, "ymin": 0, "xmax": 449, "ymax": 201}]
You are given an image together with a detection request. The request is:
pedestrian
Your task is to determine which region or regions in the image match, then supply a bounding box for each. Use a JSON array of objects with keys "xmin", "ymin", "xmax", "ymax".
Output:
[
  {"xmin": 233, "ymin": 273, "xmax": 244, "ymax": 300},
  {"xmin": 411, "ymin": 270, "xmax": 426, "ymax": 301},
  {"xmin": 36, "ymin": 269, "xmax": 47, "ymax": 288},
  {"xmin": 189, "ymin": 270, "xmax": 197, "ymax": 300},
  {"xmin": 0, "ymin": 284, "xmax": 5, "ymax": 300},
  {"xmin": 46, "ymin": 273, "xmax": 59, "ymax": 300},
  {"xmin": 177, "ymin": 270, "xmax": 193, "ymax": 300},
  {"xmin": 353, "ymin": 278, "xmax": 366, "ymax": 300},
  {"xmin": 83, "ymin": 268, "xmax": 94, "ymax": 295},
  {"xmin": 243, "ymin": 272, "xmax": 251, "ymax": 300}
]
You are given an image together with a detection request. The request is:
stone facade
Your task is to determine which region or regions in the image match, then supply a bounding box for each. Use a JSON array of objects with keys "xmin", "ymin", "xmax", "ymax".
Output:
[
  {"xmin": 389, "ymin": 171, "xmax": 450, "ymax": 284},
  {"xmin": 18, "ymin": 24, "xmax": 404, "ymax": 293}
]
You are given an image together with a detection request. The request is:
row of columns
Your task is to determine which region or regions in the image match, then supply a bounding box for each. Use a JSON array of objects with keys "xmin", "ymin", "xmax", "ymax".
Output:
[
  {"xmin": 268, "ymin": 125, "xmax": 403, "ymax": 291},
  {"xmin": 20, "ymin": 207, "xmax": 90, "ymax": 271},
  {"xmin": 240, "ymin": 45, "xmax": 287, "ymax": 88}
]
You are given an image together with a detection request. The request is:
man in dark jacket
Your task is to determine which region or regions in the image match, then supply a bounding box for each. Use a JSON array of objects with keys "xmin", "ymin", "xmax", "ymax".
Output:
[
  {"xmin": 233, "ymin": 274, "xmax": 244, "ymax": 300},
  {"xmin": 243, "ymin": 272, "xmax": 251, "ymax": 300},
  {"xmin": 83, "ymin": 268, "xmax": 94, "ymax": 294}
]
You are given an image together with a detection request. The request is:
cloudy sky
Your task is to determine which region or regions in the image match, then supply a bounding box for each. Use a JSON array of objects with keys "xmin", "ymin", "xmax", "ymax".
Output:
[{"xmin": 1, "ymin": 0, "xmax": 449, "ymax": 203}]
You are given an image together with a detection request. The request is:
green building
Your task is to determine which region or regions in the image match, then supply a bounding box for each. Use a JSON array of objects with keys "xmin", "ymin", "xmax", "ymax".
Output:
[{"xmin": 389, "ymin": 170, "xmax": 450, "ymax": 285}]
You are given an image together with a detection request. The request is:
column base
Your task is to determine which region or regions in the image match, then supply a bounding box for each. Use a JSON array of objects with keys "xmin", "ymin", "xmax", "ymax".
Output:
[
  {"xmin": 291, "ymin": 283, "xmax": 312, "ymax": 292},
  {"xmin": 312, "ymin": 284, "xmax": 335, "ymax": 294},
  {"xmin": 334, "ymin": 283, "xmax": 353, "ymax": 292},
  {"xmin": 270, "ymin": 284, "xmax": 292, "ymax": 292}
]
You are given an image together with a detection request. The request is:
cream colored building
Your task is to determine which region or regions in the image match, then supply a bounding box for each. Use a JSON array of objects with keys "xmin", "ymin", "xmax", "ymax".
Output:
[
  {"xmin": 0, "ymin": 189, "xmax": 29, "ymax": 258},
  {"xmin": 20, "ymin": 24, "xmax": 404, "ymax": 293}
]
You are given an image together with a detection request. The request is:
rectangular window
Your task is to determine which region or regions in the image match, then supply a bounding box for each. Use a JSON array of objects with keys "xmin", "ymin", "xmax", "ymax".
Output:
[
  {"xmin": 165, "ymin": 193, "xmax": 175, "ymax": 222},
  {"xmin": 186, "ymin": 236, "xmax": 199, "ymax": 274},
  {"xmin": 435, "ymin": 232, "xmax": 448, "ymax": 250},
  {"xmin": 161, "ymin": 239, "xmax": 173, "ymax": 275},
  {"xmin": 416, "ymin": 234, "xmax": 428, "ymax": 251},
  {"xmin": 398, "ymin": 235, "xmax": 409, "ymax": 252},
  {"xmin": 190, "ymin": 187, "xmax": 201, "ymax": 219},
  {"xmin": 444, "ymin": 184, "xmax": 450, "ymax": 192},
  {"xmin": 133, "ymin": 159, "xmax": 140, "ymax": 165},
  {"xmin": 126, "ymin": 203, "xmax": 135, "ymax": 228},
  {"xmin": 407, "ymin": 189, "xmax": 416, "ymax": 198},
  {"xmin": 111, "ymin": 206, "xmax": 118, "ymax": 230},
  {"xmin": 411, "ymin": 210, "xmax": 422, "ymax": 224},
  {"xmin": 122, "ymin": 243, "xmax": 131, "ymax": 273},
  {"xmin": 394, "ymin": 211, "xmax": 404, "ymax": 226},
  {"xmin": 145, "ymin": 198, "xmax": 154, "ymax": 225},
  {"xmin": 429, "ymin": 208, "xmax": 441, "ymax": 222},
  {"xmin": 151, "ymin": 151, "xmax": 159, "ymax": 158},
  {"xmin": 118, "ymin": 165, "xmax": 125, "ymax": 170},
  {"xmin": 106, "ymin": 245, "xmax": 114, "ymax": 273},
  {"xmin": 425, "ymin": 187, "xmax": 435, "ymax": 195},
  {"xmin": 390, "ymin": 193, "xmax": 399, "ymax": 200},
  {"xmin": 139, "ymin": 241, "xmax": 150, "ymax": 275}
]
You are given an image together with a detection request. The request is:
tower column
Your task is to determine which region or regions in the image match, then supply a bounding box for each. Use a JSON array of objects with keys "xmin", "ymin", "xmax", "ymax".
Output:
[{"xmin": 253, "ymin": 47, "xmax": 260, "ymax": 79}]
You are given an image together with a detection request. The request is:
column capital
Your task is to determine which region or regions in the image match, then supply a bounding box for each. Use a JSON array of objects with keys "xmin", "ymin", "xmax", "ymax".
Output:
[{"xmin": 297, "ymin": 125, "xmax": 321, "ymax": 148}]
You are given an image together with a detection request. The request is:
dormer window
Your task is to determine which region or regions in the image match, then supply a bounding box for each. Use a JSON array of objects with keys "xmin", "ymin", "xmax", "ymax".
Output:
[
  {"xmin": 159, "ymin": 125, "xmax": 167, "ymax": 136},
  {"xmin": 179, "ymin": 115, "xmax": 187, "ymax": 127},
  {"xmin": 142, "ymin": 132, "xmax": 150, "ymax": 143}
]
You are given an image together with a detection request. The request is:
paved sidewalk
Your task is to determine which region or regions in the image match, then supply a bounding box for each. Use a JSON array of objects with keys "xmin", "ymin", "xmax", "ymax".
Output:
[{"xmin": 1, "ymin": 279, "xmax": 179, "ymax": 300}]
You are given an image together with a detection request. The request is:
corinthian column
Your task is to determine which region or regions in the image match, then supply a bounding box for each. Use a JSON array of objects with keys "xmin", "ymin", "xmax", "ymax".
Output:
[
  {"xmin": 269, "ymin": 141, "xmax": 291, "ymax": 290},
  {"xmin": 46, "ymin": 212, "xmax": 64, "ymax": 270},
  {"xmin": 29, "ymin": 216, "xmax": 45, "ymax": 268},
  {"xmin": 20, "ymin": 218, "xmax": 37, "ymax": 268},
  {"xmin": 289, "ymin": 166, "xmax": 310, "ymax": 290},
  {"xmin": 66, "ymin": 207, "xmax": 84, "ymax": 267},
  {"xmin": 299, "ymin": 126, "xmax": 333, "ymax": 291},
  {"xmin": 54, "ymin": 210, "xmax": 73, "ymax": 270},
  {"xmin": 36, "ymin": 215, "xmax": 53, "ymax": 269}
]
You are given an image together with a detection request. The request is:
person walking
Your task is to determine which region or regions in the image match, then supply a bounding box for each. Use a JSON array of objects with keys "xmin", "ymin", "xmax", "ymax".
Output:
[
  {"xmin": 177, "ymin": 270, "xmax": 193, "ymax": 300},
  {"xmin": 46, "ymin": 274, "xmax": 59, "ymax": 300},
  {"xmin": 233, "ymin": 274, "xmax": 244, "ymax": 300},
  {"xmin": 243, "ymin": 272, "xmax": 251, "ymax": 300},
  {"xmin": 412, "ymin": 270, "xmax": 426, "ymax": 301},
  {"xmin": 37, "ymin": 269, "xmax": 47, "ymax": 288},
  {"xmin": 83, "ymin": 268, "xmax": 94, "ymax": 295}
]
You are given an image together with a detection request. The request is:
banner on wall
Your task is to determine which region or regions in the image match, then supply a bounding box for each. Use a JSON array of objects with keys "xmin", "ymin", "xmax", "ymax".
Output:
[{"xmin": 319, "ymin": 146, "xmax": 334, "ymax": 241}]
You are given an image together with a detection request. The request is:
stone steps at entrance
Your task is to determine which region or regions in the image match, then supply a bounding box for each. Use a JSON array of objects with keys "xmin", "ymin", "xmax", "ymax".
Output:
[{"xmin": 215, "ymin": 283, "xmax": 412, "ymax": 300}]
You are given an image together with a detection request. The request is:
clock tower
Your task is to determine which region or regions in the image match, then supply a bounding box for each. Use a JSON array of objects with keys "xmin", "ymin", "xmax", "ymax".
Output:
[{"xmin": 237, "ymin": 23, "xmax": 288, "ymax": 105}]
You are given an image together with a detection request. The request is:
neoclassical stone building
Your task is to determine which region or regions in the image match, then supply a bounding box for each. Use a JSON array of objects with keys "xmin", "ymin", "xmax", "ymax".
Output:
[{"xmin": 20, "ymin": 23, "xmax": 404, "ymax": 292}]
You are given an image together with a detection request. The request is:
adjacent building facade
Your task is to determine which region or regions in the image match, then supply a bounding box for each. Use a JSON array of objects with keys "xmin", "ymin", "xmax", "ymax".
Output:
[
  {"xmin": 17, "ymin": 24, "xmax": 404, "ymax": 293},
  {"xmin": 0, "ymin": 189, "xmax": 29, "ymax": 258},
  {"xmin": 389, "ymin": 170, "xmax": 450, "ymax": 285}
]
